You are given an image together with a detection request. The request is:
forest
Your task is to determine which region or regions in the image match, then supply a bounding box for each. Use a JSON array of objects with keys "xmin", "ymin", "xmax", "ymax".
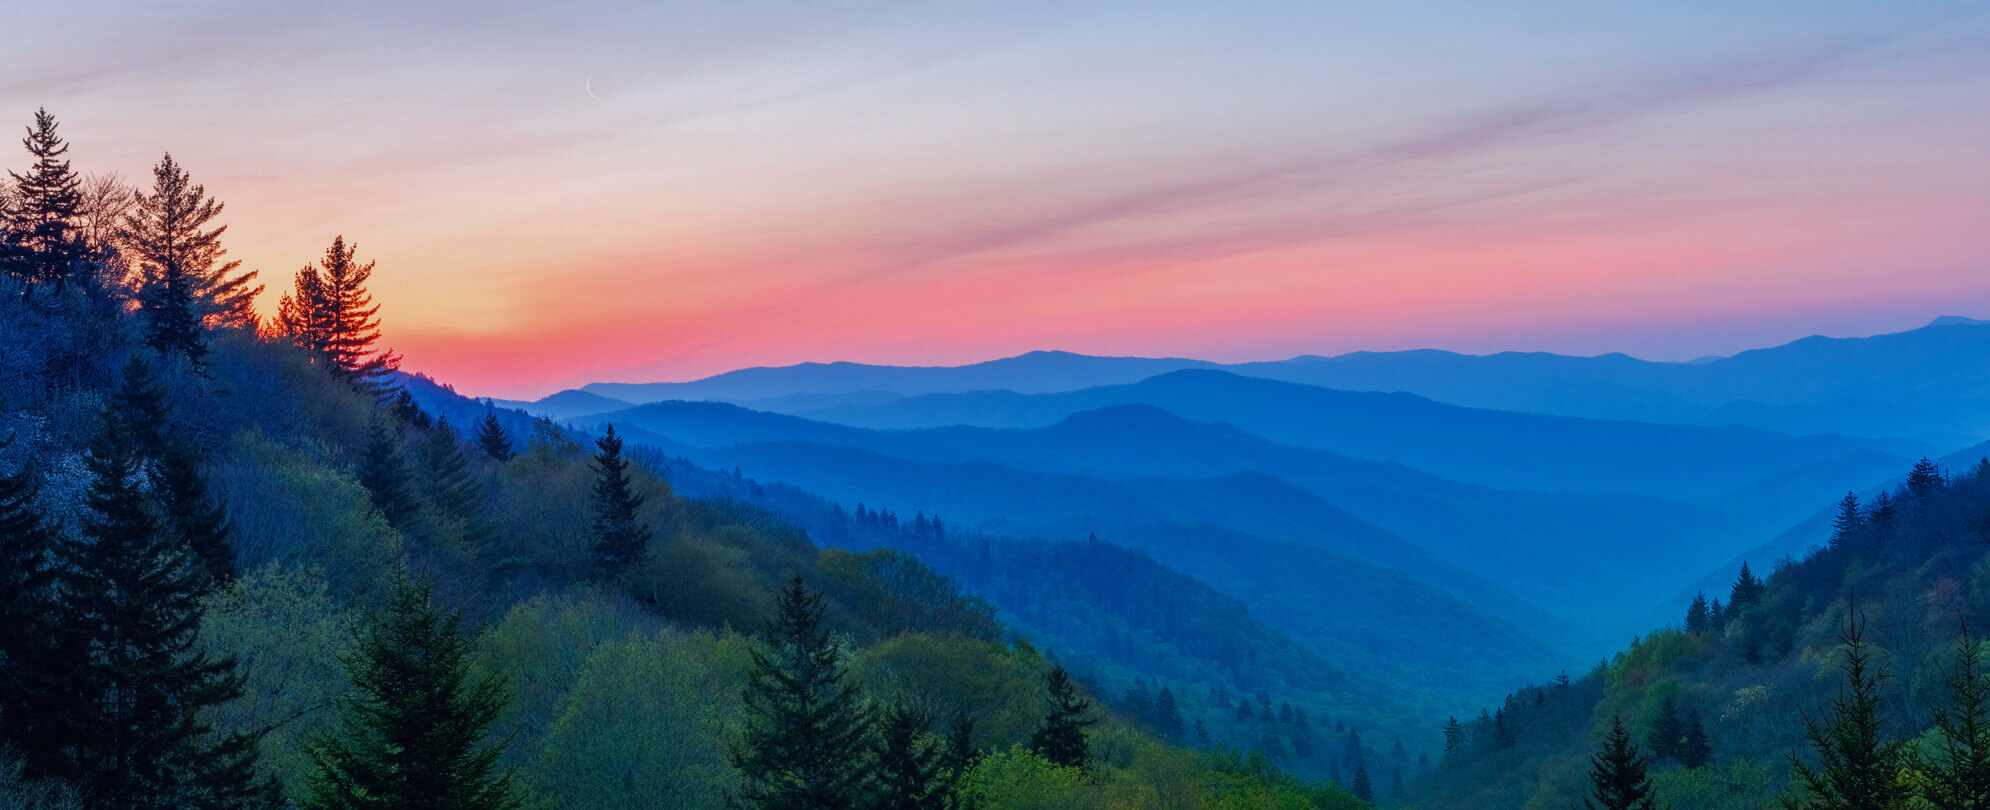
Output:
[
  {"xmin": 0, "ymin": 111, "xmax": 1377, "ymax": 808},
  {"xmin": 8, "ymin": 103, "xmax": 1990, "ymax": 810}
]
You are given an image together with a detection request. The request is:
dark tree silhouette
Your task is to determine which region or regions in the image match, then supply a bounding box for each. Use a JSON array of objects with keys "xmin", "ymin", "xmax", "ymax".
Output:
[
  {"xmin": 49, "ymin": 409, "xmax": 272, "ymax": 807},
  {"xmin": 305, "ymin": 576, "xmax": 518, "ymax": 810},
  {"xmin": 0, "ymin": 442, "xmax": 62, "ymax": 777},
  {"xmin": 277, "ymin": 236, "xmax": 399, "ymax": 395},
  {"xmin": 1925, "ymin": 623, "xmax": 1990, "ymax": 810},
  {"xmin": 1030, "ymin": 665, "xmax": 1095, "ymax": 770},
  {"xmin": 1680, "ymin": 708, "xmax": 1712, "ymax": 769},
  {"xmin": 1907, "ymin": 457, "xmax": 1945, "ymax": 502},
  {"xmin": 122, "ymin": 154, "xmax": 261, "ymax": 362},
  {"xmin": 874, "ymin": 702, "xmax": 948, "ymax": 810},
  {"xmin": 5, "ymin": 109, "xmax": 83, "ymax": 293},
  {"xmin": 1648, "ymin": 697, "xmax": 1684, "ymax": 762},
  {"xmin": 356, "ymin": 417, "xmax": 418, "ymax": 528},
  {"xmin": 1583, "ymin": 717, "xmax": 1656, "ymax": 810},
  {"xmin": 1685, "ymin": 591, "xmax": 1711, "ymax": 634},
  {"xmin": 1786, "ymin": 609, "xmax": 1913, "ymax": 810},
  {"xmin": 731, "ymin": 576, "xmax": 874, "ymax": 810},
  {"xmin": 475, "ymin": 412, "xmax": 513, "ymax": 461},
  {"xmin": 1829, "ymin": 492, "xmax": 1864, "ymax": 549},
  {"xmin": 590, "ymin": 425, "xmax": 651, "ymax": 575}
]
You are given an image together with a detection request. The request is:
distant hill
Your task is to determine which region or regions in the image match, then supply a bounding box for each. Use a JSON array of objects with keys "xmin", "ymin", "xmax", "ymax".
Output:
[
  {"xmin": 581, "ymin": 394, "xmax": 1922, "ymax": 658},
  {"xmin": 487, "ymin": 388, "xmax": 633, "ymax": 420},
  {"xmin": 528, "ymin": 317, "xmax": 1990, "ymax": 445},
  {"xmin": 791, "ymin": 370, "xmax": 1926, "ymax": 499},
  {"xmin": 580, "ymin": 350, "xmax": 1218, "ymax": 403}
]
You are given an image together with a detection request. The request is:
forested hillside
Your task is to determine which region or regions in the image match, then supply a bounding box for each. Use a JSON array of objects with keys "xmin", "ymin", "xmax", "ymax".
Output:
[
  {"xmin": 0, "ymin": 112, "xmax": 1370, "ymax": 808},
  {"xmin": 1415, "ymin": 457, "xmax": 1990, "ymax": 808}
]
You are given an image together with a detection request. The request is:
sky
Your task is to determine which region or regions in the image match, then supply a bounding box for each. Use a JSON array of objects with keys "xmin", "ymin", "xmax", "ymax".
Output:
[{"xmin": 12, "ymin": 1, "xmax": 1990, "ymax": 398}]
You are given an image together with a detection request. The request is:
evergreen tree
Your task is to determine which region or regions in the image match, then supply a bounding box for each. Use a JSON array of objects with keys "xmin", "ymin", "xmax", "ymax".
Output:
[
  {"xmin": 420, "ymin": 418, "xmax": 480, "ymax": 521},
  {"xmin": 1123, "ymin": 680, "xmax": 1153, "ymax": 727},
  {"xmin": 1925, "ymin": 624, "xmax": 1990, "ymax": 810},
  {"xmin": 0, "ymin": 447, "xmax": 61, "ymax": 777},
  {"xmin": 356, "ymin": 417, "xmax": 418, "ymax": 528},
  {"xmin": 277, "ymin": 236, "xmax": 399, "ymax": 395},
  {"xmin": 1583, "ymin": 717, "xmax": 1657, "ymax": 810},
  {"xmin": 1648, "ymin": 698, "xmax": 1684, "ymax": 762},
  {"xmin": 389, "ymin": 390, "xmax": 430, "ymax": 430},
  {"xmin": 1352, "ymin": 761, "xmax": 1372, "ymax": 803},
  {"xmin": 1907, "ymin": 457, "xmax": 1945, "ymax": 502},
  {"xmin": 121, "ymin": 153, "xmax": 261, "ymax": 364},
  {"xmin": 1030, "ymin": 665, "xmax": 1095, "ymax": 770},
  {"xmin": 874, "ymin": 702, "xmax": 947, "ymax": 810},
  {"xmin": 942, "ymin": 709, "xmax": 979, "ymax": 788},
  {"xmin": 1442, "ymin": 716, "xmax": 1465, "ymax": 754},
  {"xmin": 1785, "ymin": 609, "xmax": 1914, "ymax": 810},
  {"xmin": 5, "ymin": 109, "xmax": 83, "ymax": 292},
  {"xmin": 1685, "ymin": 591, "xmax": 1711, "ymax": 634},
  {"xmin": 111, "ymin": 357, "xmax": 233, "ymax": 584},
  {"xmin": 50, "ymin": 410, "xmax": 272, "ymax": 807},
  {"xmin": 1870, "ymin": 491, "xmax": 1897, "ymax": 533},
  {"xmin": 1680, "ymin": 709, "xmax": 1712, "ymax": 769},
  {"xmin": 1709, "ymin": 598, "xmax": 1726, "ymax": 629},
  {"xmin": 1728, "ymin": 562, "xmax": 1765, "ymax": 614},
  {"xmin": 1155, "ymin": 687, "xmax": 1184, "ymax": 742},
  {"xmin": 475, "ymin": 413, "xmax": 513, "ymax": 462},
  {"xmin": 589, "ymin": 425, "xmax": 652, "ymax": 575},
  {"xmin": 1829, "ymin": 492, "xmax": 1864, "ymax": 549},
  {"xmin": 731, "ymin": 576, "xmax": 874, "ymax": 810},
  {"xmin": 305, "ymin": 576, "xmax": 518, "ymax": 810}
]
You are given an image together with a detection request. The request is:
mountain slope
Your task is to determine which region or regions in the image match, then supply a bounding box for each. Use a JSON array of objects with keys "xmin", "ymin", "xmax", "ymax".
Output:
[{"xmin": 795, "ymin": 370, "xmax": 1924, "ymax": 499}]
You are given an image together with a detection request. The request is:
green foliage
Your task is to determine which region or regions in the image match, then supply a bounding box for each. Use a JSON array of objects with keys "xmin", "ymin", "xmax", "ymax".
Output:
[
  {"xmin": 1784, "ymin": 611, "xmax": 1915, "ymax": 810},
  {"xmin": 210, "ymin": 431, "xmax": 401, "ymax": 601},
  {"xmin": 305, "ymin": 576, "xmax": 518, "ymax": 810},
  {"xmin": 199, "ymin": 565, "xmax": 356, "ymax": 798},
  {"xmin": 529, "ymin": 629, "xmax": 750, "ymax": 810}
]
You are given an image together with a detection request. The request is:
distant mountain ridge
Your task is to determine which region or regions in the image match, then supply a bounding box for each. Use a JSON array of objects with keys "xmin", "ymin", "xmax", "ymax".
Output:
[
  {"xmin": 580, "ymin": 350, "xmax": 1219, "ymax": 403},
  {"xmin": 498, "ymin": 317, "xmax": 1990, "ymax": 445}
]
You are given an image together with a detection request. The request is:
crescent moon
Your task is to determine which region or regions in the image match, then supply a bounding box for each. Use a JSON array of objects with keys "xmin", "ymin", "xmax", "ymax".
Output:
[{"xmin": 585, "ymin": 76, "xmax": 601, "ymax": 101}]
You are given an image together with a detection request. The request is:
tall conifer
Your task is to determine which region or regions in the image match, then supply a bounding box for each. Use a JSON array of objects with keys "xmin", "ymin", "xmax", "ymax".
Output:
[
  {"xmin": 1030, "ymin": 665, "xmax": 1095, "ymax": 770},
  {"xmin": 731, "ymin": 576, "xmax": 874, "ymax": 810},
  {"xmin": 277, "ymin": 236, "xmax": 398, "ymax": 395},
  {"xmin": 1583, "ymin": 717, "xmax": 1656, "ymax": 810},
  {"xmin": 1829, "ymin": 492, "xmax": 1864, "ymax": 549},
  {"xmin": 305, "ymin": 576, "xmax": 518, "ymax": 810},
  {"xmin": 874, "ymin": 702, "xmax": 948, "ymax": 810},
  {"xmin": 50, "ymin": 409, "xmax": 271, "ymax": 807},
  {"xmin": 589, "ymin": 426, "xmax": 651, "ymax": 575},
  {"xmin": 121, "ymin": 153, "xmax": 261, "ymax": 364},
  {"xmin": 356, "ymin": 417, "xmax": 418, "ymax": 528},
  {"xmin": 5, "ymin": 109, "xmax": 83, "ymax": 292},
  {"xmin": 475, "ymin": 413, "xmax": 513, "ymax": 462},
  {"xmin": 1786, "ymin": 609, "xmax": 1914, "ymax": 810},
  {"xmin": 1925, "ymin": 624, "xmax": 1990, "ymax": 810},
  {"xmin": 0, "ymin": 447, "xmax": 62, "ymax": 776}
]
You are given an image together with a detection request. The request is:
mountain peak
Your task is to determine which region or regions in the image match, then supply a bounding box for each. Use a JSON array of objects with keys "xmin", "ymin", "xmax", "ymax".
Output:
[{"xmin": 1927, "ymin": 315, "xmax": 1990, "ymax": 327}]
